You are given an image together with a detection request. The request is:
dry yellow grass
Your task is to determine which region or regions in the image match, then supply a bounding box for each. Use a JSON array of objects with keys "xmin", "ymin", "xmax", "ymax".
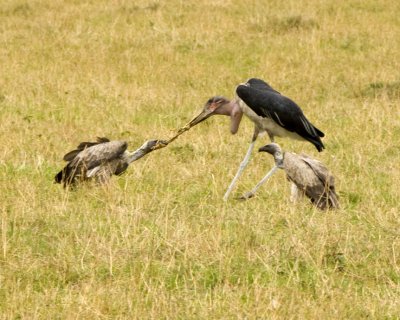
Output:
[{"xmin": 1, "ymin": 0, "xmax": 399, "ymax": 318}]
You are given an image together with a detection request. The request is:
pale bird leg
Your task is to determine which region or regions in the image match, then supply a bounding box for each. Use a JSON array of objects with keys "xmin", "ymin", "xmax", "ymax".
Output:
[
  {"xmin": 289, "ymin": 183, "xmax": 303, "ymax": 203},
  {"xmin": 240, "ymin": 165, "xmax": 279, "ymax": 200},
  {"xmin": 223, "ymin": 140, "xmax": 256, "ymax": 201}
]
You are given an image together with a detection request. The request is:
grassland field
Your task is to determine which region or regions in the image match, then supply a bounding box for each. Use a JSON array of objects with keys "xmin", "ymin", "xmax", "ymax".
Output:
[{"xmin": 0, "ymin": 0, "xmax": 399, "ymax": 318}]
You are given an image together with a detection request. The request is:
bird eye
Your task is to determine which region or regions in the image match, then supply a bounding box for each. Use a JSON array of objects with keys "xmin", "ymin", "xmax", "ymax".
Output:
[{"xmin": 217, "ymin": 98, "xmax": 226, "ymax": 104}]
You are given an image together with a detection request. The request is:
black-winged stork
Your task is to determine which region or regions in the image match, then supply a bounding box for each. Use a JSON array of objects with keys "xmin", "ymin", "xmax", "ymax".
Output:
[{"xmin": 186, "ymin": 78, "xmax": 325, "ymax": 200}]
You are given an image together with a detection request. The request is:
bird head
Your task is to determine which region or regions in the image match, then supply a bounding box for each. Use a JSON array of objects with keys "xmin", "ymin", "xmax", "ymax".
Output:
[
  {"xmin": 186, "ymin": 95, "xmax": 243, "ymax": 134},
  {"xmin": 259, "ymin": 143, "xmax": 284, "ymax": 167},
  {"xmin": 186, "ymin": 96, "xmax": 231, "ymax": 127},
  {"xmin": 139, "ymin": 139, "xmax": 167, "ymax": 151}
]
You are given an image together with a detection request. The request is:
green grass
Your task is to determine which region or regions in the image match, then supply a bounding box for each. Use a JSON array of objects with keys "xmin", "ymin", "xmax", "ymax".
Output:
[{"xmin": 1, "ymin": 0, "xmax": 400, "ymax": 318}]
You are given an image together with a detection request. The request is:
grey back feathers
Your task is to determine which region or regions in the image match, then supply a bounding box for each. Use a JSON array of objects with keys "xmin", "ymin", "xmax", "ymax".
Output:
[
  {"xmin": 55, "ymin": 137, "xmax": 130, "ymax": 187},
  {"xmin": 259, "ymin": 143, "xmax": 339, "ymax": 210},
  {"xmin": 283, "ymin": 152, "xmax": 339, "ymax": 210},
  {"xmin": 62, "ymin": 137, "xmax": 112, "ymax": 162}
]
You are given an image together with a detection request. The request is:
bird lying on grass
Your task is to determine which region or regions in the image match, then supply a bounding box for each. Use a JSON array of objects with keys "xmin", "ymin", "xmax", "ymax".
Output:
[
  {"xmin": 258, "ymin": 143, "xmax": 339, "ymax": 210},
  {"xmin": 55, "ymin": 137, "xmax": 166, "ymax": 187}
]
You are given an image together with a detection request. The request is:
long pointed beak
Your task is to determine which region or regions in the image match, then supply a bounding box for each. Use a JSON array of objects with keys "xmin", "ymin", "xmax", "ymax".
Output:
[
  {"xmin": 153, "ymin": 108, "xmax": 214, "ymax": 147},
  {"xmin": 187, "ymin": 108, "xmax": 213, "ymax": 128}
]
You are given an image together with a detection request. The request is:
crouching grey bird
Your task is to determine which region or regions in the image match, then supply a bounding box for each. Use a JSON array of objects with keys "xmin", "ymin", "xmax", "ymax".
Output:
[
  {"xmin": 55, "ymin": 137, "xmax": 165, "ymax": 187},
  {"xmin": 257, "ymin": 143, "xmax": 339, "ymax": 210}
]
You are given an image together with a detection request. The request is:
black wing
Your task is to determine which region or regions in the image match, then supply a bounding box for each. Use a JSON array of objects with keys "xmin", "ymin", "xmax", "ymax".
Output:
[
  {"xmin": 245, "ymin": 78, "xmax": 281, "ymax": 94},
  {"xmin": 236, "ymin": 83, "xmax": 325, "ymax": 151}
]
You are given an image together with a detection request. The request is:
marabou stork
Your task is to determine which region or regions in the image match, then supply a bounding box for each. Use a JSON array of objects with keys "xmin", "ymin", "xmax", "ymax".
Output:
[
  {"xmin": 258, "ymin": 143, "xmax": 339, "ymax": 210},
  {"xmin": 186, "ymin": 78, "xmax": 325, "ymax": 200},
  {"xmin": 55, "ymin": 137, "xmax": 163, "ymax": 187}
]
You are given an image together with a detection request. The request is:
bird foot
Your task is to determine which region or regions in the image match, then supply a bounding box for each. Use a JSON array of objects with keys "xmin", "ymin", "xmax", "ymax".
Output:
[{"xmin": 237, "ymin": 192, "xmax": 255, "ymax": 201}]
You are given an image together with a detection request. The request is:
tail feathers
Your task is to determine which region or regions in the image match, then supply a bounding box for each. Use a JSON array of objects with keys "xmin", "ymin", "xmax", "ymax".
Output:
[
  {"xmin": 54, "ymin": 167, "xmax": 73, "ymax": 187},
  {"xmin": 56, "ymin": 137, "xmax": 111, "ymax": 187},
  {"xmin": 328, "ymin": 196, "xmax": 340, "ymax": 209},
  {"xmin": 54, "ymin": 170, "xmax": 63, "ymax": 184},
  {"xmin": 327, "ymin": 187, "xmax": 340, "ymax": 209},
  {"xmin": 54, "ymin": 163, "xmax": 85, "ymax": 188},
  {"xmin": 313, "ymin": 187, "xmax": 340, "ymax": 210},
  {"xmin": 309, "ymin": 125, "xmax": 325, "ymax": 151},
  {"xmin": 313, "ymin": 126, "xmax": 325, "ymax": 138},
  {"xmin": 314, "ymin": 140, "xmax": 325, "ymax": 152},
  {"xmin": 308, "ymin": 137, "xmax": 325, "ymax": 152}
]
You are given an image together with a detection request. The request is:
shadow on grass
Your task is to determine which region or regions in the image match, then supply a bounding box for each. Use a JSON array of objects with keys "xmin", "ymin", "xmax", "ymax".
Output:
[
  {"xmin": 356, "ymin": 81, "xmax": 400, "ymax": 100},
  {"xmin": 250, "ymin": 15, "xmax": 319, "ymax": 35}
]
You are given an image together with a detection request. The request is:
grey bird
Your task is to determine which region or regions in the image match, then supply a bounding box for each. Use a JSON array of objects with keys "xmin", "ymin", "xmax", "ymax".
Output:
[
  {"xmin": 258, "ymin": 143, "xmax": 339, "ymax": 210},
  {"xmin": 186, "ymin": 78, "xmax": 325, "ymax": 200},
  {"xmin": 55, "ymin": 137, "xmax": 163, "ymax": 187}
]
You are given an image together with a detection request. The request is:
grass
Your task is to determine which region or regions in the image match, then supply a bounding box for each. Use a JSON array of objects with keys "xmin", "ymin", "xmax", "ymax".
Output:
[{"xmin": 1, "ymin": 0, "xmax": 399, "ymax": 318}]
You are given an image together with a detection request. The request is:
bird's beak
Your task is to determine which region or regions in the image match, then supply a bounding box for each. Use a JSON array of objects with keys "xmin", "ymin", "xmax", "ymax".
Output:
[
  {"xmin": 258, "ymin": 144, "xmax": 283, "ymax": 162},
  {"xmin": 162, "ymin": 102, "xmax": 221, "ymax": 145},
  {"xmin": 187, "ymin": 108, "xmax": 214, "ymax": 128},
  {"xmin": 187, "ymin": 101, "xmax": 223, "ymax": 127},
  {"xmin": 158, "ymin": 108, "xmax": 215, "ymax": 146}
]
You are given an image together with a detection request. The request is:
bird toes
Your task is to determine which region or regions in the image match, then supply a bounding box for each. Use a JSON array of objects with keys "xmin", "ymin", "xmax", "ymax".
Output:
[{"xmin": 237, "ymin": 192, "xmax": 255, "ymax": 201}]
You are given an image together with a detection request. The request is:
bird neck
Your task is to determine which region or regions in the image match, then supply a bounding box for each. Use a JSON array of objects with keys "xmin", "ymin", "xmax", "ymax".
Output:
[
  {"xmin": 230, "ymin": 100, "xmax": 243, "ymax": 134},
  {"xmin": 213, "ymin": 99, "xmax": 243, "ymax": 134},
  {"xmin": 126, "ymin": 148, "xmax": 147, "ymax": 164},
  {"xmin": 275, "ymin": 151, "xmax": 284, "ymax": 168},
  {"xmin": 212, "ymin": 100, "xmax": 236, "ymax": 116}
]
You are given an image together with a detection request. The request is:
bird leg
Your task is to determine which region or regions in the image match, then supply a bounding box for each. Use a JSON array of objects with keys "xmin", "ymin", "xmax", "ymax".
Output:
[
  {"xmin": 239, "ymin": 165, "xmax": 279, "ymax": 200},
  {"xmin": 223, "ymin": 140, "xmax": 255, "ymax": 201},
  {"xmin": 223, "ymin": 128, "xmax": 259, "ymax": 201},
  {"xmin": 289, "ymin": 183, "xmax": 303, "ymax": 203}
]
